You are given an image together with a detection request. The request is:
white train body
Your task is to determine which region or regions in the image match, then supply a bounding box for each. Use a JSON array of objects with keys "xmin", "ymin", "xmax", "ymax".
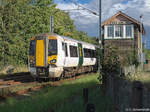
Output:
[{"xmin": 29, "ymin": 34, "xmax": 98, "ymax": 78}]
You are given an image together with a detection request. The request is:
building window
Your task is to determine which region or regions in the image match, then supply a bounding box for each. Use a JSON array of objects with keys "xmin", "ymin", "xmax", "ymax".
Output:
[
  {"xmin": 126, "ymin": 25, "xmax": 132, "ymax": 38},
  {"xmin": 115, "ymin": 25, "xmax": 123, "ymax": 38},
  {"xmin": 69, "ymin": 45, "xmax": 78, "ymax": 57},
  {"xmin": 107, "ymin": 25, "xmax": 114, "ymax": 38},
  {"xmin": 105, "ymin": 25, "xmax": 133, "ymax": 39}
]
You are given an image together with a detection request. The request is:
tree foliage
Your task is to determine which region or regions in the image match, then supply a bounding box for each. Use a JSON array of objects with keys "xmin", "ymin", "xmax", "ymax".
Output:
[{"xmin": 0, "ymin": 0, "xmax": 98, "ymax": 67}]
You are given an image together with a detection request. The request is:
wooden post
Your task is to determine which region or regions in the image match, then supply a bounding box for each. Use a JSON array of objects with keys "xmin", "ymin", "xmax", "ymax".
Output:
[
  {"xmin": 86, "ymin": 103, "xmax": 95, "ymax": 112},
  {"xmin": 83, "ymin": 88, "xmax": 88, "ymax": 104},
  {"xmin": 132, "ymin": 81, "xmax": 143, "ymax": 108}
]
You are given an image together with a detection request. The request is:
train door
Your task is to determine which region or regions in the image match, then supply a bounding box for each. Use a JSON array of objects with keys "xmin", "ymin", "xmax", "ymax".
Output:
[
  {"xmin": 36, "ymin": 40, "xmax": 45, "ymax": 67},
  {"xmin": 64, "ymin": 43, "xmax": 68, "ymax": 66},
  {"xmin": 78, "ymin": 43, "xmax": 83, "ymax": 66},
  {"xmin": 35, "ymin": 37, "xmax": 48, "ymax": 67}
]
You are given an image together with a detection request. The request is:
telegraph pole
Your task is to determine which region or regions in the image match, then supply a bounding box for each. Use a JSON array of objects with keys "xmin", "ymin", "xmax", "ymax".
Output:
[
  {"xmin": 50, "ymin": 16, "xmax": 54, "ymax": 33},
  {"xmin": 99, "ymin": 0, "xmax": 103, "ymax": 78},
  {"xmin": 140, "ymin": 15, "xmax": 143, "ymax": 70}
]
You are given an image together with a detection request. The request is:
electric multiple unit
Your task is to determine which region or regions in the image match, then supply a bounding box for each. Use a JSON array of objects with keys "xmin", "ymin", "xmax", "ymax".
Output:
[{"xmin": 29, "ymin": 33, "xmax": 98, "ymax": 79}]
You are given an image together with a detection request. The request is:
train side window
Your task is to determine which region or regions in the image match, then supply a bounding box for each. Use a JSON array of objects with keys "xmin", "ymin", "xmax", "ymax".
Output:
[
  {"xmin": 83, "ymin": 48, "xmax": 87, "ymax": 57},
  {"xmin": 84, "ymin": 48, "xmax": 90, "ymax": 58},
  {"xmin": 65, "ymin": 43, "xmax": 68, "ymax": 57},
  {"xmin": 94, "ymin": 50, "xmax": 96, "ymax": 58},
  {"xmin": 62, "ymin": 42, "xmax": 65, "ymax": 50},
  {"xmin": 91, "ymin": 50, "xmax": 95, "ymax": 58},
  {"xmin": 69, "ymin": 45, "xmax": 78, "ymax": 57},
  {"xmin": 83, "ymin": 48, "xmax": 87, "ymax": 58},
  {"xmin": 84, "ymin": 48, "xmax": 96, "ymax": 58},
  {"xmin": 89, "ymin": 49, "xmax": 92, "ymax": 58}
]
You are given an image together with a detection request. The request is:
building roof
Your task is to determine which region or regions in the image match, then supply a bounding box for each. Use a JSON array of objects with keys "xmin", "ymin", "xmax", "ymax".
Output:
[{"xmin": 102, "ymin": 11, "xmax": 145, "ymax": 35}]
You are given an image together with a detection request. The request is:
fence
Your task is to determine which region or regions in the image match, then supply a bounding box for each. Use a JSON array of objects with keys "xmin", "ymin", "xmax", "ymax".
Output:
[{"xmin": 105, "ymin": 74, "xmax": 150, "ymax": 112}]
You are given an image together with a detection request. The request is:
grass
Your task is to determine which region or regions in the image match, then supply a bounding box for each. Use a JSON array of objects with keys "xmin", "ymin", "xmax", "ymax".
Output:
[
  {"xmin": 0, "ymin": 73, "xmax": 113, "ymax": 112},
  {"xmin": 134, "ymin": 71, "xmax": 150, "ymax": 82},
  {"xmin": 0, "ymin": 65, "xmax": 29, "ymax": 75},
  {"xmin": 54, "ymin": 85, "xmax": 113, "ymax": 112},
  {"xmin": 13, "ymin": 66, "xmax": 29, "ymax": 73},
  {"xmin": 132, "ymin": 71, "xmax": 150, "ymax": 90},
  {"xmin": 126, "ymin": 71, "xmax": 150, "ymax": 90}
]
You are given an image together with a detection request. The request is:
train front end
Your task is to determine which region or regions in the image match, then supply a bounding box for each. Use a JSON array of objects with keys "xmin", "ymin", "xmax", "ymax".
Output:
[{"xmin": 29, "ymin": 34, "xmax": 61, "ymax": 78}]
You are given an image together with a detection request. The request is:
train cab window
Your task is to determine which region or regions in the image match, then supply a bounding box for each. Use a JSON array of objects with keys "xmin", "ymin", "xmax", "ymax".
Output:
[
  {"xmin": 69, "ymin": 45, "xmax": 78, "ymax": 57},
  {"xmin": 65, "ymin": 43, "xmax": 68, "ymax": 57},
  {"xmin": 48, "ymin": 40, "xmax": 57, "ymax": 56},
  {"xmin": 29, "ymin": 40, "xmax": 36, "ymax": 55}
]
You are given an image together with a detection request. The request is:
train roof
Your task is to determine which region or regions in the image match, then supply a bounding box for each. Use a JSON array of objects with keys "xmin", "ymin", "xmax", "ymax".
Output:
[{"xmin": 34, "ymin": 33, "xmax": 99, "ymax": 48}]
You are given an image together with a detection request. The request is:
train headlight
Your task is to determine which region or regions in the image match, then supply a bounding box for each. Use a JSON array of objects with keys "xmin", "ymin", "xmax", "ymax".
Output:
[
  {"xmin": 50, "ymin": 59, "xmax": 56, "ymax": 64},
  {"xmin": 33, "ymin": 60, "xmax": 35, "ymax": 64},
  {"xmin": 30, "ymin": 60, "xmax": 33, "ymax": 63},
  {"xmin": 30, "ymin": 60, "xmax": 35, "ymax": 64}
]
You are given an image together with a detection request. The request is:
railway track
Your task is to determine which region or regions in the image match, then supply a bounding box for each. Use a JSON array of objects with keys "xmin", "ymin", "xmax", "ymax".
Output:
[
  {"xmin": 0, "ymin": 72, "xmax": 92, "ymax": 102},
  {"xmin": 0, "ymin": 72, "xmax": 35, "ymax": 96}
]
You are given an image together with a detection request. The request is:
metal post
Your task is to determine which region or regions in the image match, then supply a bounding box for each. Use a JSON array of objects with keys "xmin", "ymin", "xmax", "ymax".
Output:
[
  {"xmin": 140, "ymin": 15, "xmax": 143, "ymax": 70},
  {"xmin": 83, "ymin": 88, "xmax": 89, "ymax": 104},
  {"xmin": 99, "ymin": 0, "xmax": 103, "ymax": 78},
  {"xmin": 50, "ymin": 16, "xmax": 54, "ymax": 33}
]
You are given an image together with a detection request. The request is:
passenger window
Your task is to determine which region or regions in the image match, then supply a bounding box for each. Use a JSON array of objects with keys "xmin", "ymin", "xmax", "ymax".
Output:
[
  {"xmin": 65, "ymin": 43, "xmax": 68, "ymax": 57},
  {"xmin": 83, "ymin": 48, "xmax": 96, "ymax": 58},
  {"xmin": 62, "ymin": 42, "xmax": 65, "ymax": 50},
  {"xmin": 69, "ymin": 45, "xmax": 78, "ymax": 57},
  {"xmin": 83, "ymin": 48, "xmax": 90, "ymax": 58}
]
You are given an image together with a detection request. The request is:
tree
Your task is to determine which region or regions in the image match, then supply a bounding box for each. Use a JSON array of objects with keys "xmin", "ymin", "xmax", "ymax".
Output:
[{"xmin": 0, "ymin": 0, "xmax": 97, "ymax": 68}]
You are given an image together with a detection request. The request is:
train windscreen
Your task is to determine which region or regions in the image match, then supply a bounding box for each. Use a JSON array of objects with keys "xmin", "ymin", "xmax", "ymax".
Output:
[
  {"xmin": 29, "ymin": 40, "xmax": 36, "ymax": 55},
  {"xmin": 48, "ymin": 40, "xmax": 57, "ymax": 56}
]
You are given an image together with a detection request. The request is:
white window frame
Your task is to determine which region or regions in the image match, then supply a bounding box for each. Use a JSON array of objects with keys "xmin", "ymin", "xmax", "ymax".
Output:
[
  {"xmin": 104, "ymin": 24, "xmax": 134, "ymax": 39},
  {"xmin": 115, "ymin": 25, "xmax": 124, "ymax": 39},
  {"xmin": 125, "ymin": 25, "xmax": 134, "ymax": 38}
]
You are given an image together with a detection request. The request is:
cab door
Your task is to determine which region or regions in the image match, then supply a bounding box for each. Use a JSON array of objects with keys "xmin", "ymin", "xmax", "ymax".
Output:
[
  {"xmin": 36, "ymin": 40, "xmax": 45, "ymax": 67},
  {"xmin": 35, "ymin": 37, "xmax": 48, "ymax": 67}
]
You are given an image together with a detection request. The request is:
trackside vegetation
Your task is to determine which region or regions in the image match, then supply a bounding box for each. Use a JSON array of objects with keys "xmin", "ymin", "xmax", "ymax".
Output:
[{"xmin": 0, "ymin": 74, "xmax": 113, "ymax": 112}]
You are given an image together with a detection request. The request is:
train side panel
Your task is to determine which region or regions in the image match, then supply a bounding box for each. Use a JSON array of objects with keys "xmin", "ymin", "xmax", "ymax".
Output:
[{"xmin": 82, "ymin": 44, "xmax": 96, "ymax": 66}]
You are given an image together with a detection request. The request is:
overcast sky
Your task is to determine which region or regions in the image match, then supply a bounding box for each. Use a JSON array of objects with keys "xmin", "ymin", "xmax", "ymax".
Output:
[{"xmin": 54, "ymin": 0, "xmax": 150, "ymax": 49}]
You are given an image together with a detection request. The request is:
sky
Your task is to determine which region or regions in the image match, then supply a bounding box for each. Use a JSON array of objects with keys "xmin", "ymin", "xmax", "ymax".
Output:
[{"xmin": 54, "ymin": 0, "xmax": 150, "ymax": 49}]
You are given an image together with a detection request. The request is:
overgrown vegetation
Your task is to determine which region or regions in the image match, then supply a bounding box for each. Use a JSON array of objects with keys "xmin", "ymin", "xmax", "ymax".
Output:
[
  {"xmin": 102, "ymin": 44, "xmax": 139, "ymax": 75},
  {"xmin": 0, "ymin": 74, "xmax": 113, "ymax": 112},
  {"xmin": 102, "ymin": 45, "xmax": 120, "ymax": 74},
  {"xmin": 0, "ymin": 0, "xmax": 98, "ymax": 69}
]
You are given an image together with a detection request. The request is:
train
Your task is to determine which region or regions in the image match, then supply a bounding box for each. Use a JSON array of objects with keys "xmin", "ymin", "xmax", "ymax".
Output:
[{"xmin": 29, "ymin": 33, "xmax": 98, "ymax": 79}]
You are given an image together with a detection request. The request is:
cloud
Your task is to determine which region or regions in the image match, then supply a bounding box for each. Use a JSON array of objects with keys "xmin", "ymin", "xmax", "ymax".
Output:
[
  {"xmin": 56, "ymin": 2, "xmax": 99, "ymax": 36},
  {"xmin": 56, "ymin": 0, "xmax": 150, "ymax": 43}
]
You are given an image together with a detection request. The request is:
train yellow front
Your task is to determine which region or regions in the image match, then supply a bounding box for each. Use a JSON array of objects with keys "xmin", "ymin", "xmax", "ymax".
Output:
[{"xmin": 29, "ymin": 33, "xmax": 98, "ymax": 79}]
